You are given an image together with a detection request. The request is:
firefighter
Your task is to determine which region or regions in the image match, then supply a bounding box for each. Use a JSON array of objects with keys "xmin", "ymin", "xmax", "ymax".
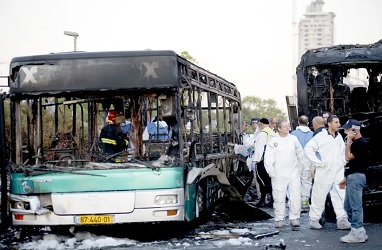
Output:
[{"xmin": 100, "ymin": 111, "xmax": 128, "ymax": 155}]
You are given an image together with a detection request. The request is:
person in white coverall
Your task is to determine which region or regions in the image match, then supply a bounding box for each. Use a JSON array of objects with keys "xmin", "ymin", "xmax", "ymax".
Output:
[
  {"xmin": 290, "ymin": 115, "xmax": 313, "ymax": 212},
  {"xmin": 264, "ymin": 121, "xmax": 308, "ymax": 228},
  {"xmin": 304, "ymin": 115, "xmax": 351, "ymax": 230}
]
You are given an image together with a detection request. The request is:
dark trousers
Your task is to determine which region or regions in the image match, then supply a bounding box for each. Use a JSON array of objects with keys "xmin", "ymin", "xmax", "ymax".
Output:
[
  {"xmin": 256, "ymin": 160, "xmax": 273, "ymax": 202},
  {"xmin": 243, "ymin": 170, "xmax": 255, "ymax": 195}
]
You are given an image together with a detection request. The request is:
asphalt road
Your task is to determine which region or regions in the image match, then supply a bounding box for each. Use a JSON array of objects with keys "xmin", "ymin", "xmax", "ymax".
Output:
[
  {"xmin": 110, "ymin": 205, "xmax": 382, "ymax": 250},
  {"xmin": 138, "ymin": 205, "xmax": 382, "ymax": 250},
  {"xmin": 1, "ymin": 203, "xmax": 381, "ymax": 249}
]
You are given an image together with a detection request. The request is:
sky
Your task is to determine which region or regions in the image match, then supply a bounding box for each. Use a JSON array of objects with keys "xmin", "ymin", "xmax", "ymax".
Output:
[{"xmin": 1, "ymin": 0, "xmax": 382, "ymax": 112}]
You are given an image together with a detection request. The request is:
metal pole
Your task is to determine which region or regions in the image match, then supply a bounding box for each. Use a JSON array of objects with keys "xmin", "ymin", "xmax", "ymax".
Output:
[
  {"xmin": 63, "ymin": 31, "xmax": 79, "ymax": 52},
  {"xmin": 74, "ymin": 37, "xmax": 77, "ymax": 52},
  {"xmin": 0, "ymin": 93, "xmax": 10, "ymax": 227}
]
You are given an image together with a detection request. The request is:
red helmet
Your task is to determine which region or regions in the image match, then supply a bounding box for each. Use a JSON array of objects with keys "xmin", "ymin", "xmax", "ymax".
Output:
[{"xmin": 107, "ymin": 111, "xmax": 116, "ymax": 124}]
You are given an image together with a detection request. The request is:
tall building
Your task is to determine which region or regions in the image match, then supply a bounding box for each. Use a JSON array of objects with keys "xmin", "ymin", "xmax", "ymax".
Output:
[{"xmin": 298, "ymin": 0, "xmax": 335, "ymax": 60}]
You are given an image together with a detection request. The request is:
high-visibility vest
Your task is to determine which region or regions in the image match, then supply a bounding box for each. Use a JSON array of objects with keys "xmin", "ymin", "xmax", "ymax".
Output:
[
  {"xmin": 262, "ymin": 127, "xmax": 276, "ymax": 141},
  {"xmin": 101, "ymin": 138, "xmax": 117, "ymax": 145},
  {"xmin": 259, "ymin": 127, "xmax": 275, "ymax": 161},
  {"xmin": 101, "ymin": 138, "xmax": 128, "ymax": 146}
]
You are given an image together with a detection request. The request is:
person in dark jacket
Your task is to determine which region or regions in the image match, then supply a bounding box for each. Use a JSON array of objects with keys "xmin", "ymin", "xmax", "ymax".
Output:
[{"xmin": 100, "ymin": 111, "xmax": 128, "ymax": 155}]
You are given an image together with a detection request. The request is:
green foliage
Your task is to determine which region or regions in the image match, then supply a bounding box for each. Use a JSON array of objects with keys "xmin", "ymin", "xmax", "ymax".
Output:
[
  {"xmin": 179, "ymin": 51, "xmax": 198, "ymax": 64},
  {"xmin": 2, "ymin": 100, "xmax": 32, "ymax": 157},
  {"xmin": 2, "ymin": 99, "xmax": 90, "ymax": 158},
  {"xmin": 241, "ymin": 96, "xmax": 286, "ymax": 123},
  {"xmin": 3, "ymin": 100, "xmax": 11, "ymax": 155}
]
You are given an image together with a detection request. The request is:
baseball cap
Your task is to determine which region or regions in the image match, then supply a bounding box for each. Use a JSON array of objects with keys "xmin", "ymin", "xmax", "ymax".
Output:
[
  {"xmin": 251, "ymin": 117, "xmax": 260, "ymax": 124},
  {"xmin": 341, "ymin": 119, "xmax": 361, "ymax": 130}
]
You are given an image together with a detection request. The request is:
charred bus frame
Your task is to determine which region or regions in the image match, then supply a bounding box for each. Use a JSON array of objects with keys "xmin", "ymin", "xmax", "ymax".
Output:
[
  {"xmin": 296, "ymin": 40, "xmax": 382, "ymax": 210},
  {"xmin": 0, "ymin": 50, "xmax": 245, "ymax": 227}
]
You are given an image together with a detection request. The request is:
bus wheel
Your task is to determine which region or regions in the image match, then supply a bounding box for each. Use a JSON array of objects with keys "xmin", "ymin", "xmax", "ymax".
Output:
[
  {"xmin": 17, "ymin": 226, "xmax": 40, "ymax": 241},
  {"xmin": 195, "ymin": 180, "xmax": 205, "ymax": 219},
  {"xmin": 196, "ymin": 176, "xmax": 223, "ymax": 218}
]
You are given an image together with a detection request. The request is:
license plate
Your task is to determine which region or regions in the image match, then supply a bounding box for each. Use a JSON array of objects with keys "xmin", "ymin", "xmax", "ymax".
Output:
[{"xmin": 76, "ymin": 215, "xmax": 113, "ymax": 225}]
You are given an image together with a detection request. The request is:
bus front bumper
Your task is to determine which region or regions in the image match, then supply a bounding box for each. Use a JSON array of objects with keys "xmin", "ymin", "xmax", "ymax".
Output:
[{"xmin": 12, "ymin": 206, "xmax": 184, "ymax": 225}]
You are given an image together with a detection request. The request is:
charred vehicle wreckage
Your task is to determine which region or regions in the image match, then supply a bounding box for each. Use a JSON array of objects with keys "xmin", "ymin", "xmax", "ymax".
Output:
[
  {"xmin": 297, "ymin": 39, "xmax": 382, "ymax": 215},
  {"xmin": 0, "ymin": 50, "xmax": 271, "ymax": 230}
]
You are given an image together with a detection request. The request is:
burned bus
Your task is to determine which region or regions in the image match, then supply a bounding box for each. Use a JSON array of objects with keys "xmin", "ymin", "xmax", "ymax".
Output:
[
  {"xmin": 1, "ymin": 50, "xmax": 246, "ymax": 227},
  {"xmin": 296, "ymin": 40, "xmax": 382, "ymax": 211}
]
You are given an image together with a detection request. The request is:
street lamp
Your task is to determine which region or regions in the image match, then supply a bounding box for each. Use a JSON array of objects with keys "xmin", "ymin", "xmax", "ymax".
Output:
[{"xmin": 63, "ymin": 31, "xmax": 79, "ymax": 51}]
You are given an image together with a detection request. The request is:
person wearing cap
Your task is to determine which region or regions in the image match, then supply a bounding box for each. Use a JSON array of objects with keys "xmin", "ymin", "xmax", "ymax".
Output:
[
  {"xmin": 264, "ymin": 120, "xmax": 308, "ymax": 228},
  {"xmin": 339, "ymin": 119, "xmax": 369, "ymax": 243},
  {"xmin": 100, "ymin": 111, "xmax": 128, "ymax": 156},
  {"xmin": 250, "ymin": 117, "xmax": 261, "ymax": 138},
  {"xmin": 242, "ymin": 119, "xmax": 258, "ymax": 201},
  {"xmin": 244, "ymin": 117, "xmax": 261, "ymax": 171},
  {"xmin": 252, "ymin": 118, "xmax": 276, "ymax": 207},
  {"xmin": 290, "ymin": 115, "xmax": 314, "ymax": 212},
  {"xmin": 304, "ymin": 115, "xmax": 351, "ymax": 230}
]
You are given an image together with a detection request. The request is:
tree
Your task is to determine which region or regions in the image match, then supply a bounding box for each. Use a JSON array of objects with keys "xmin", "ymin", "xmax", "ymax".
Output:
[
  {"xmin": 241, "ymin": 96, "xmax": 286, "ymax": 123},
  {"xmin": 180, "ymin": 51, "xmax": 198, "ymax": 64}
]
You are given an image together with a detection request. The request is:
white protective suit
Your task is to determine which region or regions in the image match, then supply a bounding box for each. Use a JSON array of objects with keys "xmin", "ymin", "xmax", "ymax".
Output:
[
  {"xmin": 252, "ymin": 130, "xmax": 268, "ymax": 163},
  {"xmin": 264, "ymin": 133, "xmax": 307, "ymax": 221},
  {"xmin": 304, "ymin": 129, "xmax": 347, "ymax": 221}
]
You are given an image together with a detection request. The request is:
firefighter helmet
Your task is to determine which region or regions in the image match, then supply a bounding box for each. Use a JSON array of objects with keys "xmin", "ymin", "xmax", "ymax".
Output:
[{"xmin": 107, "ymin": 111, "xmax": 116, "ymax": 124}]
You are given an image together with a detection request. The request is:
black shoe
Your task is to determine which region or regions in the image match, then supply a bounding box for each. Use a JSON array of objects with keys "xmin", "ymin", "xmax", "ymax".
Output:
[
  {"xmin": 319, "ymin": 217, "xmax": 326, "ymax": 226},
  {"xmin": 266, "ymin": 200, "xmax": 274, "ymax": 208},
  {"xmin": 255, "ymin": 201, "xmax": 265, "ymax": 208}
]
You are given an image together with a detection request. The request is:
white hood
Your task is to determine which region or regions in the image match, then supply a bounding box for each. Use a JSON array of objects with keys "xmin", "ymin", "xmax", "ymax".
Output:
[{"xmin": 296, "ymin": 126, "xmax": 311, "ymax": 133}]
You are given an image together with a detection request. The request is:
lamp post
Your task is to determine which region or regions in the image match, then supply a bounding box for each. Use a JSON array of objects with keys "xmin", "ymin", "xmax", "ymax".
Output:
[{"xmin": 63, "ymin": 31, "xmax": 79, "ymax": 51}]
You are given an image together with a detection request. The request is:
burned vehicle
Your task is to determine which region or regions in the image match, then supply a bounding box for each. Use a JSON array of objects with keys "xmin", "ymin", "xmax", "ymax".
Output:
[
  {"xmin": 0, "ymin": 50, "xmax": 255, "ymax": 228},
  {"xmin": 296, "ymin": 39, "xmax": 382, "ymax": 214}
]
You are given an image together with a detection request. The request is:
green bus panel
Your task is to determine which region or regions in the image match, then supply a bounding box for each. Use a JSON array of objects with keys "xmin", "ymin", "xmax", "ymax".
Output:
[{"xmin": 11, "ymin": 167, "xmax": 184, "ymax": 194}]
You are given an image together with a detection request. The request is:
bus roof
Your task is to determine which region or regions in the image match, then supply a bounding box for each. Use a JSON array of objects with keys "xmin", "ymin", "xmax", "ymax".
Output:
[
  {"xmin": 10, "ymin": 50, "xmax": 178, "ymax": 63},
  {"xmin": 297, "ymin": 39, "xmax": 382, "ymax": 69},
  {"xmin": 9, "ymin": 50, "xmax": 180, "ymax": 95}
]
